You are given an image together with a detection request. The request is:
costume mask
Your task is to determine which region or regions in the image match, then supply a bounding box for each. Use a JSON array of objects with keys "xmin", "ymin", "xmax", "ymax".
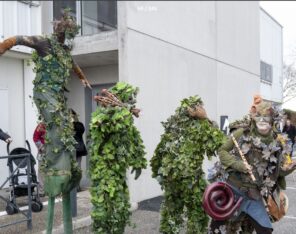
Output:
[
  {"xmin": 250, "ymin": 97, "xmax": 273, "ymax": 136},
  {"xmin": 254, "ymin": 115, "xmax": 272, "ymax": 136}
]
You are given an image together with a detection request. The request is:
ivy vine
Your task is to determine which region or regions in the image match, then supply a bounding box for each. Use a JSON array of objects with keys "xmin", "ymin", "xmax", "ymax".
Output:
[
  {"xmin": 89, "ymin": 82, "xmax": 147, "ymax": 234},
  {"xmin": 151, "ymin": 96, "xmax": 225, "ymax": 234}
]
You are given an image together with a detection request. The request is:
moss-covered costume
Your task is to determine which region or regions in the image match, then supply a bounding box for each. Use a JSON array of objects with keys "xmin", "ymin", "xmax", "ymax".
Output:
[
  {"xmin": 151, "ymin": 96, "xmax": 224, "ymax": 234},
  {"xmin": 90, "ymin": 82, "xmax": 147, "ymax": 234}
]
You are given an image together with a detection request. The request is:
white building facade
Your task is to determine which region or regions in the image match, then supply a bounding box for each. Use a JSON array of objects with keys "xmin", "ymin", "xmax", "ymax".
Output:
[
  {"xmin": 0, "ymin": 1, "xmax": 282, "ymax": 205},
  {"xmin": 260, "ymin": 7, "xmax": 283, "ymax": 104}
]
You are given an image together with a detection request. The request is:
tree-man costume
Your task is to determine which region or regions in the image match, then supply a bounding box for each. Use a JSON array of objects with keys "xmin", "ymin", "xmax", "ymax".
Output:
[
  {"xmin": 0, "ymin": 10, "xmax": 91, "ymax": 234},
  {"xmin": 205, "ymin": 96, "xmax": 295, "ymax": 234}
]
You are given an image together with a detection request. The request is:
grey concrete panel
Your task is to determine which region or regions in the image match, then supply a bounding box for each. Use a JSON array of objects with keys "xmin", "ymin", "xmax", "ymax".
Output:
[
  {"xmin": 217, "ymin": 62, "xmax": 260, "ymax": 123},
  {"xmin": 126, "ymin": 1, "xmax": 217, "ymax": 58},
  {"xmin": 216, "ymin": 1, "xmax": 260, "ymax": 75}
]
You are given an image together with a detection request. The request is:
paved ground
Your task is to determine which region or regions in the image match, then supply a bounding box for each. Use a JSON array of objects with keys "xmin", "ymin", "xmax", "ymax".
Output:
[
  {"xmin": 272, "ymin": 174, "xmax": 296, "ymax": 234},
  {"xmin": 0, "ymin": 189, "xmax": 92, "ymax": 234},
  {"xmin": 1, "ymin": 174, "xmax": 296, "ymax": 233}
]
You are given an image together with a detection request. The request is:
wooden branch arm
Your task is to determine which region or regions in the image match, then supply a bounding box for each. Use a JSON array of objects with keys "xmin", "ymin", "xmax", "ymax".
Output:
[
  {"xmin": 72, "ymin": 61, "xmax": 91, "ymax": 89},
  {"xmin": 94, "ymin": 95, "xmax": 141, "ymax": 118},
  {"xmin": 0, "ymin": 37, "xmax": 17, "ymax": 54}
]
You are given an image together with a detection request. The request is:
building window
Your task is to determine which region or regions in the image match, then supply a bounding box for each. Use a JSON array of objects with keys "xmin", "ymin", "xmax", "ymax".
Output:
[
  {"xmin": 53, "ymin": 1, "xmax": 117, "ymax": 36},
  {"xmin": 260, "ymin": 61, "xmax": 273, "ymax": 83},
  {"xmin": 53, "ymin": 0, "xmax": 77, "ymax": 21}
]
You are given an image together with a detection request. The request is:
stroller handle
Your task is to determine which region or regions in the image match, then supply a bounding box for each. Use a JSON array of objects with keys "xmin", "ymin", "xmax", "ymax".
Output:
[
  {"xmin": 26, "ymin": 140, "xmax": 31, "ymax": 152},
  {"xmin": 7, "ymin": 140, "xmax": 32, "ymax": 155},
  {"xmin": 6, "ymin": 142, "xmax": 11, "ymax": 155}
]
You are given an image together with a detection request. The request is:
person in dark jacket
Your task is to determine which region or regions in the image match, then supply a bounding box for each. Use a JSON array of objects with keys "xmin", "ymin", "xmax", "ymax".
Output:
[
  {"xmin": 0, "ymin": 129, "xmax": 12, "ymax": 143},
  {"xmin": 283, "ymin": 119, "xmax": 296, "ymax": 145},
  {"xmin": 71, "ymin": 109, "xmax": 87, "ymax": 169}
]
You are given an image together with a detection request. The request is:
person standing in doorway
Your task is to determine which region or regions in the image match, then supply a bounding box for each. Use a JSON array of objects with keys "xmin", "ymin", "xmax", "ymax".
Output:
[
  {"xmin": 33, "ymin": 121, "xmax": 46, "ymax": 196},
  {"xmin": 71, "ymin": 109, "xmax": 87, "ymax": 191}
]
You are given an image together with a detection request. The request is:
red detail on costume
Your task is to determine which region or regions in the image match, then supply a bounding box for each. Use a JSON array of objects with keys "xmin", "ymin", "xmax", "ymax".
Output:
[
  {"xmin": 33, "ymin": 123, "xmax": 46, "ymax": 145},
  {"xmin": 202, "ymin": 181, "xmax": 243, "ymax": 221}
]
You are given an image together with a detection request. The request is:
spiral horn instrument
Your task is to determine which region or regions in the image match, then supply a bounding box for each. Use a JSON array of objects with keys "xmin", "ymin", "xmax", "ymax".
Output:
[{"xmin": 202, "ymin": 181, "xmax": 243, "ymax": 221}]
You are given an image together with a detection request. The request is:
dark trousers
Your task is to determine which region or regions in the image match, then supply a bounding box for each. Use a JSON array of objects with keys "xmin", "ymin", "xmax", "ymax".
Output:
[{"xmin": 209, "ymin": 214, "xmax": 273, "ymax": 234}]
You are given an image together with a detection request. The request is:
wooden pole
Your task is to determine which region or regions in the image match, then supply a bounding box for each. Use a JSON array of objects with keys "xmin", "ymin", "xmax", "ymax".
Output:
[{"xmin": 230, "ymin": 133, "xmax": 256, "ymax": 182}]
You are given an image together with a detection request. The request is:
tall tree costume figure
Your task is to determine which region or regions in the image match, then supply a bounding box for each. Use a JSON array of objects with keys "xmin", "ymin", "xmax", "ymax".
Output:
[
  {"xmin": 151, "ymin": 96, "xmax": 224, "ymax": 234},
  {"xmin": 0, "ymin": 10, "xmax": 91, "ymax": 234},
  {"xmin": 204, "ymin": 96, "xmax": 296, "ymax": 234},
  {"xmin": 90, "ymin": 82, "xmax": 147, "ymax": 234}
]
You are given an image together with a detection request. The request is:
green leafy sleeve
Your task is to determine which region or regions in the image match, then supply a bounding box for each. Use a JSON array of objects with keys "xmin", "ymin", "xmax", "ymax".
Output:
[
  {"xmin": 218, "ymin": 128, "xmax": 248, "ymax": 173},
  {"xmin": 129, "ymin": 126, "xmax": 147, "ymax": 179}
]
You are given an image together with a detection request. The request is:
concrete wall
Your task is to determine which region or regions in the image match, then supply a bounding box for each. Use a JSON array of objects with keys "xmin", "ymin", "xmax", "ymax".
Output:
[
  {"xmin": 0, "ymin": 56, "xmax": 25, "ymax": 148},
  {"xmin": 260, "ymin": 8, "xmax": 283, "ymax": 104},
  {"xmin": 0, "ymin": 1, "xmax": 41, "ymax": 53},
  {"xmin": 118, "ymin": 1, "xmax": 260, "ymax": 202}
]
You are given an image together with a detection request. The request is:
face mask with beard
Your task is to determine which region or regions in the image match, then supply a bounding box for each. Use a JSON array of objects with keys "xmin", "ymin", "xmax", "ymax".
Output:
[{"xmin": 254, "ymin": 116, "xmax": 272, "ymax": 136}]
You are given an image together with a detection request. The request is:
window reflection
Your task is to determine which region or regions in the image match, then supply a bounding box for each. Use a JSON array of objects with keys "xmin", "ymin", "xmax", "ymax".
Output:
[{"xmin": 82, "ymin": 1, "xmax": 117, "ymax": 35}]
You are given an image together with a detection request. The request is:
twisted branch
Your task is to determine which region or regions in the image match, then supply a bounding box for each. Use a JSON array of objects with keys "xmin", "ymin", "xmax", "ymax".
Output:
[{"xmin": 94, "ymin": 89, "xmax": 140, "ymax": 117}]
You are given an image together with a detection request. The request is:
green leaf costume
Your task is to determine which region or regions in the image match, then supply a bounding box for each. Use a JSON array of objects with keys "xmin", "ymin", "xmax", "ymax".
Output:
[
  {"xmin": 33, "ymin": 36, "xmax": 81, "ymax": 197},
  {"xmin": 89, "ymin": 82, "xmax": 147, "ymax": 234},
  {"xmin": 0, "ymin": 9, "xmax": 91, "ymax": 233},
  {"xmin": 151, "ymin": 96, "xmax": 224, "ymax": 234}
]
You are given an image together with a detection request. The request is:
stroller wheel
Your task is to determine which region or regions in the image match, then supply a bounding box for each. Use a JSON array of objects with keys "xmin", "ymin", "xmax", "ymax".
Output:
[
  {"xmin": 38, "ymin": 200, "xmax": 43, "ymax": 210},
  {"xmin": 6, "ymin": 203, "xmax": 18, "ymax": 215},
  {"xmin": 32, "ymin": 201, "xmax": 43, "ymax": 212}
]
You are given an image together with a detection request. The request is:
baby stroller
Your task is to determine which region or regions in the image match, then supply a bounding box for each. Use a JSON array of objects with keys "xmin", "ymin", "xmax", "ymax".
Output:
[{"xmin": 5, "ymin": 141, "xmax": 43, "ymax": 215}]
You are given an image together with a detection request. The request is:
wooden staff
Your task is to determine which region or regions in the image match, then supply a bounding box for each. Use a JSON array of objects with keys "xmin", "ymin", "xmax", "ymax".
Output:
[{"xmin": 230, "ymin": 133, "xmax": 256, "ymax": 182}]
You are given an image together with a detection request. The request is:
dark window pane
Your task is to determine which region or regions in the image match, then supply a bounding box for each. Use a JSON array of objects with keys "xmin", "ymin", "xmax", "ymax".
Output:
[
  {"xmin": 82, "ymin": 1, "xmax": 117, "ymax": 35},
  {"xmin": 260, "ymin": 60, "xmax": 273, "ymax": 83},
  {"xmin": 260, "ymin": 61, "xmax": 265, "ymax": 81},
  {"xmin": 53, "ymin": 0, "xmax": 76, "ymax": 20}
]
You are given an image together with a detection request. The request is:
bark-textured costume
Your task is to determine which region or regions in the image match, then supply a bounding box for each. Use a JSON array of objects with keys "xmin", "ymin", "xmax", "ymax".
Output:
[
  {"xmin": 90, "ymin": 82, "xmax": 147, "ymax": 234},
  {"xmin": 206, "ymin": 96, "xmax": 296, "ymax": 234},
  {"xmin": 0, "ymin": 10, "xmax": 90, "ymax": 234},
  {"xmin": 151, "ymin": 96, "xmax": 224, "ymax": 234}
]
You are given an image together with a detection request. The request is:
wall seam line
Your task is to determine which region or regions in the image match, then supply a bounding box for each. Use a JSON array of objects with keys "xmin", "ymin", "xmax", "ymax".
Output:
[{"xmin": 127, "ymin": 27, "xmax": 260, "ymax": 78}]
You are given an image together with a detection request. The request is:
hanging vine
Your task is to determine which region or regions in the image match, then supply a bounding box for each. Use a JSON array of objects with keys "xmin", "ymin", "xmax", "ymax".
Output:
[
  {"xmin": 89, "ymin": 82, "xmax": 147, "ymax": 234},
  {"xmin": 151, "ymin": 96, "xmax": 225, "ymax": 234}
]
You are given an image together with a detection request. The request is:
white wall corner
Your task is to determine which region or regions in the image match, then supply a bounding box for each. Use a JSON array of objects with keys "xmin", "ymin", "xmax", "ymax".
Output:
[{"xmin": 117, "ymin": 1, "xmax": 129, "ymax": 83}]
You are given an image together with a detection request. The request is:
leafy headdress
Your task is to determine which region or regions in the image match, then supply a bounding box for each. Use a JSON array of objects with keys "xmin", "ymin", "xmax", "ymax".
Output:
[{"xmin": 52, "ymin": 8, "xmax": 80, "ymax": 40}]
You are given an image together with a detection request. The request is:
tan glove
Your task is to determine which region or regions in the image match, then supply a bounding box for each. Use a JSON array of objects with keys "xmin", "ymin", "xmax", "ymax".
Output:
[
  {"xmin": 187, "ymin": 105, "xmax": 208, "ymax": 119},
  {"xmin": 0, "ymin": 37, "xmax": 17, "ymax": 55}
]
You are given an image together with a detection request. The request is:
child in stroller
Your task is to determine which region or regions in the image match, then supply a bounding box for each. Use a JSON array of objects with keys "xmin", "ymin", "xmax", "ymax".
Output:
[{"xmin": 6, "ymin": 141, "xmax": 43, "ymax": 215}]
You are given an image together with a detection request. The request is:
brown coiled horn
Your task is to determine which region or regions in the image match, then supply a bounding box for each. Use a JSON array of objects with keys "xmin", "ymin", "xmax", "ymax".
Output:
[{"xmin": 202, "ymin": 181, "xmax": 243, "ymax": 221}]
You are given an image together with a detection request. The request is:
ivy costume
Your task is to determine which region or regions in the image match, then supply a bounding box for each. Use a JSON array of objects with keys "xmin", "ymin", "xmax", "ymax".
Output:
[
  {"xmin": 90, "ymin": 82, "xmax": 147, "ymax": 234},
  {"xmin": 208, "ymin": 97, "xmax": 296, "ymax": 234},
  {"xmin": 151, "ymin": 96, "xmax": 224, "ymax": 234},
  {"xmin": 0, "ymin": 10, "xmax": 91, "ymax": 234}
]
